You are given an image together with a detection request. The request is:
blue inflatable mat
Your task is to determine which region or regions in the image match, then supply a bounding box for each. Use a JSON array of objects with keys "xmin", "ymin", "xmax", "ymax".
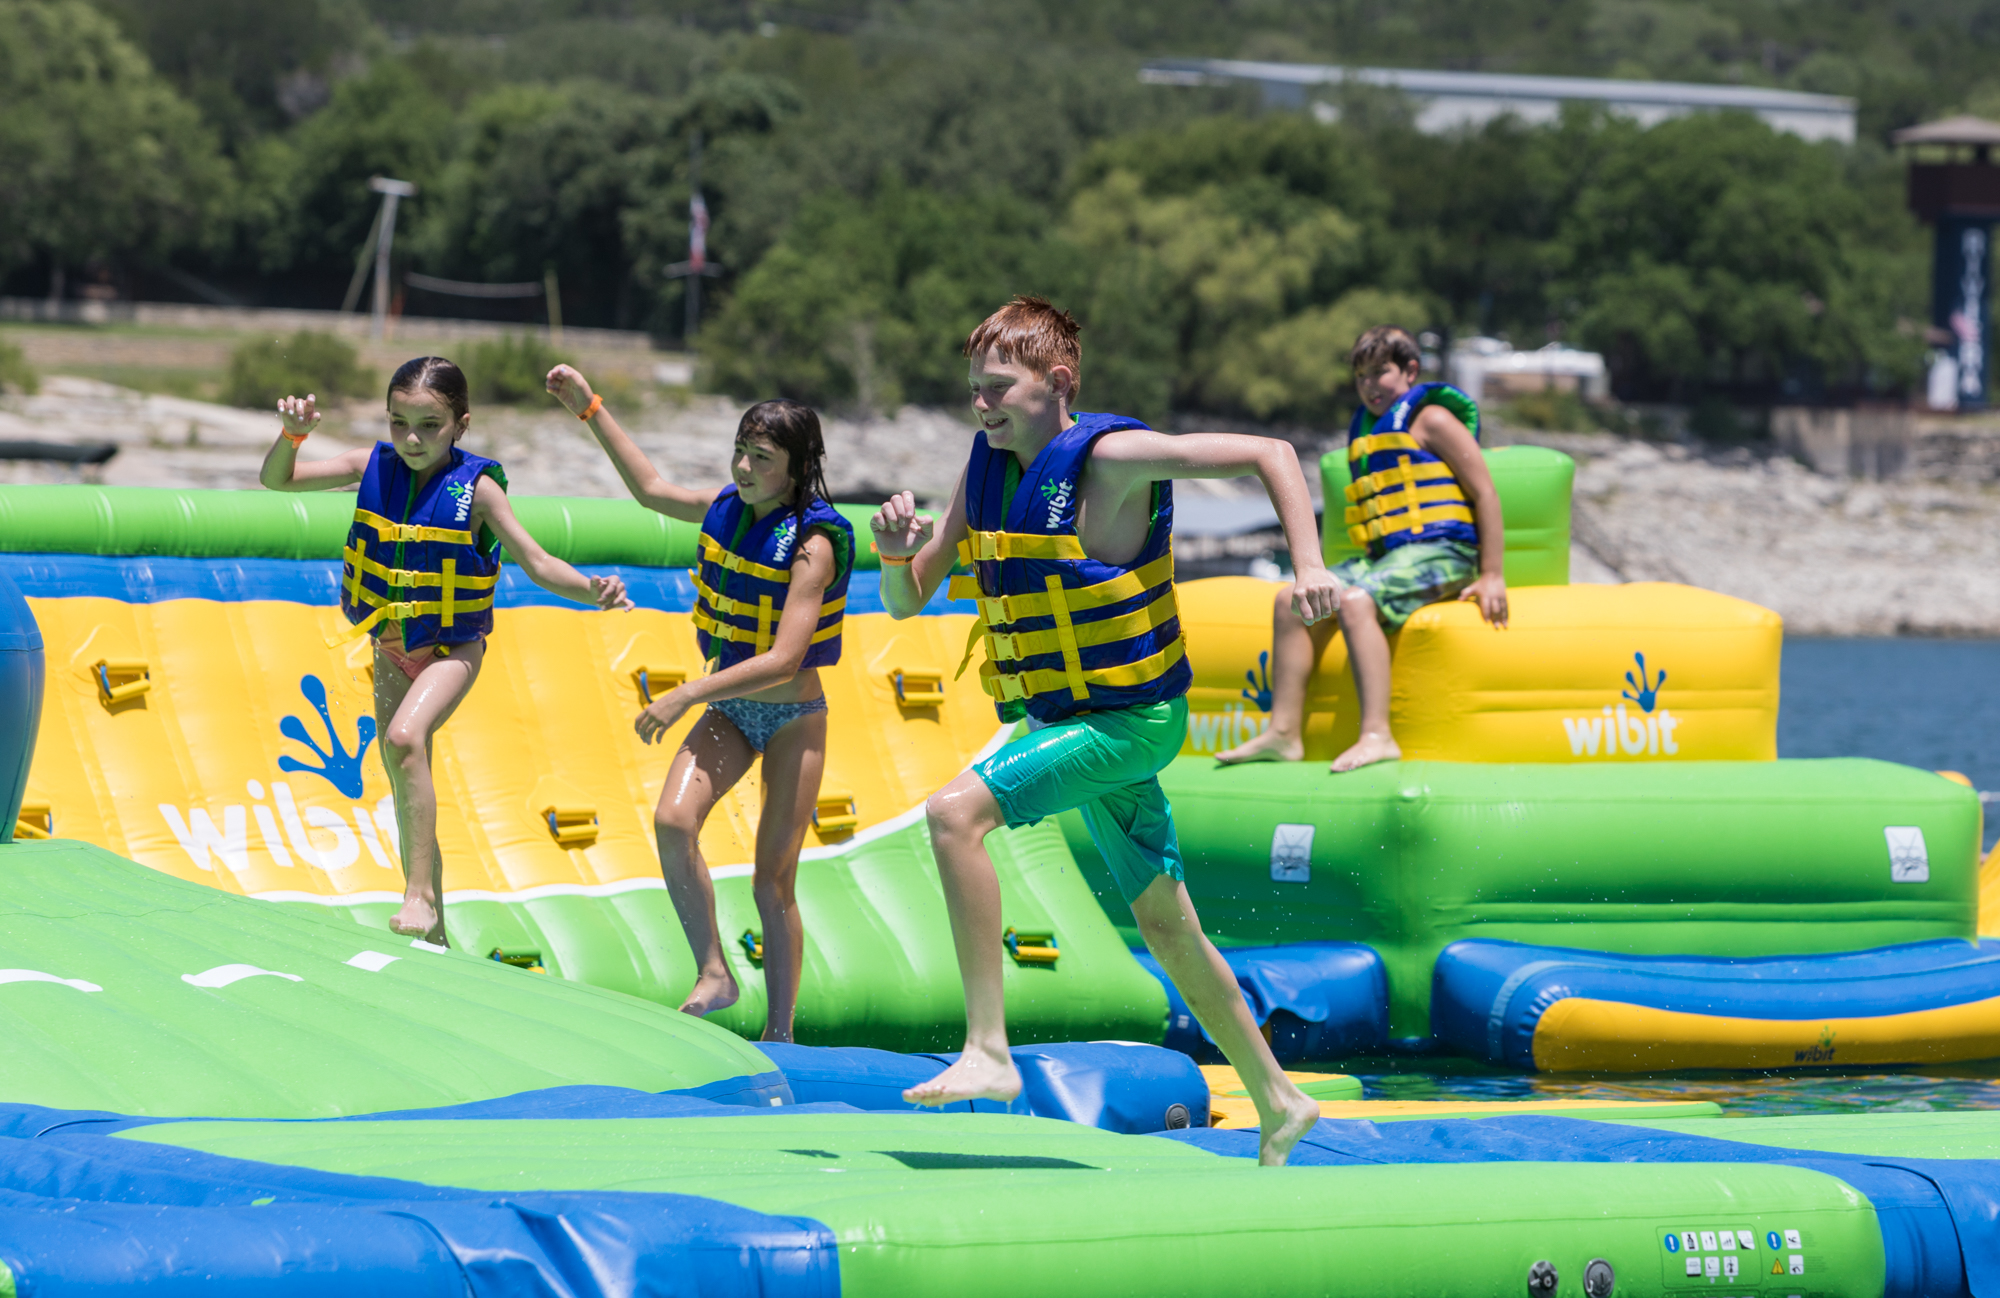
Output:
[
  {"xmin": 1133, "ymin": 941, "xmax": 1387, "ymax": 1062},
  {"xmin": 1433, "ymin": 937, "xmax": 2000, "ymax": 1068},
  {"xmin": 758, "ymin": 1041, "xmax": 1209, "ymax": 1132},
  {"xmin": 0, "ymin": 554, "xmax": 960, "ymax": 615},
  {"xmin": 0, "ymin": 1106, "xmax": 837, "ymax": 1298},
  {"xmin": 1164, "ymin": 1115, "xmax": 1984, "ymax": 1298}
]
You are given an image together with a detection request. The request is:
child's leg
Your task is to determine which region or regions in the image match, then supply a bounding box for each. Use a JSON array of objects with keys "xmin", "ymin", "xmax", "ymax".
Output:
[
  {"xmin": 656, "ymin": 711, "xmax": 757, "ymax": 1016},
  {"xmin": 1329, "ymin": 586, "xmax": 1400, "ymax": 772},
  {"xmin": 1217, "ymin": 583, "xmax": 1341, "ymax": 764},
  {"xmin": 1129, "ymin": 875, "xmax": 1319, "ymax": 1166},
  {"xmin": 373, "ymin": 641, "xmax": 485, "ymax": 945},
  {"xmin": 749, "ymin": 710, "xmax": 827, "ymax": 1043},
  {"xmin": 904, "ymin": 768, "xmax": 1022, "ymax": 1106}
]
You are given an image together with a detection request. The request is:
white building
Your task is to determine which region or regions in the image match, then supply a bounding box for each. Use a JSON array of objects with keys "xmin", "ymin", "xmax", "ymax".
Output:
[
  {"xmin": 1140, "ymin": 59, "xmax": 1856, "ymax": 144},
  {"xmin": 1448, "ymin": 338, "xmax": 1609, "ymax": 405}
]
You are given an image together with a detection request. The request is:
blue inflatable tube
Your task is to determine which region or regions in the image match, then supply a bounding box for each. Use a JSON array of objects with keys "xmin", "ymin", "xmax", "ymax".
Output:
[
  {"xmin": 1133, "ymin": 942, "xmax": 1388, "ymax": 1063},
  {"xmin": 758, "ymin": 1041, "xmax": 1210, "ymax": 1132},
  {"xmin": 1433, "ymin": 938, "xmax": 2000, "ymax": 1069}
]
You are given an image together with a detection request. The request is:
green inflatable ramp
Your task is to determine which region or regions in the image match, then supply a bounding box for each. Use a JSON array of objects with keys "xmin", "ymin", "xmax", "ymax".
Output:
[
  {"xmin": 1065, "ymin": 758, "xmax": 1981, "ymax": 1038},
  {"xmin": 127, "ymin": 1112, "xmax": 1886, "ymax": 1298},
  {"xmin": 0, "ymin": 838, "xmax": 778, "ymax": 1116}
]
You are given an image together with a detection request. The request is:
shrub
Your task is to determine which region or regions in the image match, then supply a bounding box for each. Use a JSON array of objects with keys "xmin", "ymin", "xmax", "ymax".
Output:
[
  {"xmin": 224, "ymin": 331, "xmax": 371, "ymax": 409},
  {"xmin": 0, "ymin": 338, "xmax": 38, "ymax": 395},
  {"xmin": 465, "ymin": 333, "xmax": 560, "ymax": 405}
]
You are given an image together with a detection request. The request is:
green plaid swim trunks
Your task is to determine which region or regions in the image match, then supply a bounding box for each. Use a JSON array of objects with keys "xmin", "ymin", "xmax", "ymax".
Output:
[{"xmin": 1334, "ymin": 539, "xmax": 1480, "ymax": 631}]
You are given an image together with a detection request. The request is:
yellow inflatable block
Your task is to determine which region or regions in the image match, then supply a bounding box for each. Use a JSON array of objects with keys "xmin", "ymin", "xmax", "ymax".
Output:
[
  {"xmin": 1177, "ymin": 579, "xmax": 1780, "ymax": 763},
  {"xmin": 1533, "ymin": 995, "xmax": 2000, "ymax": 1073},
  {"xmin": 25, "ymin": 597, "xmax": 1003, "ymax": 902}
]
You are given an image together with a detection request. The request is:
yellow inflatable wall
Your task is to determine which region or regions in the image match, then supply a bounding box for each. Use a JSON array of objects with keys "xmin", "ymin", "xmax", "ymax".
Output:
[{"xmin": 1178, "ymin": 579, "xmax": 1781, "ymax": 763}]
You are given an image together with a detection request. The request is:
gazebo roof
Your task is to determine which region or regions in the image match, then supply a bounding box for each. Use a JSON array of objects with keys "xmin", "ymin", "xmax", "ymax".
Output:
[{"xmin": 1892, "ymin": 115, "xmax": 2000, "ymax": 147}]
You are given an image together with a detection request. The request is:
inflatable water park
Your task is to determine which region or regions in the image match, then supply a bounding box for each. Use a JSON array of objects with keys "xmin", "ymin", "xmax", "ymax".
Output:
[{"xmin": 0, "ymin": 442, "xmax": 1997, "ymax": 1296}]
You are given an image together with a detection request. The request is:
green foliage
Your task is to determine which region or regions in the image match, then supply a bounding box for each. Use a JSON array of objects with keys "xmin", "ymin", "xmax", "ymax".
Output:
[
  {"xmin": 224, "ymin": 330, "xmax": 371, "ymax": 409},
  {"xmin": 465, "ymin": 333, "xmax": 560, "ymax": 405},
  {"xmin": 0, "ymin": 0, "xmax": 231, "ymax": 278},
  {"xmin": 0, "ymin": 337, "xmax": 39, "ymax": 395}
]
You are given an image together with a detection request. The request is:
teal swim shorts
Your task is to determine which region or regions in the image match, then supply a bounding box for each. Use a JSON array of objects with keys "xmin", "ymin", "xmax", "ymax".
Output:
[
  {"xmin": 972, "ymin": 697, "xmax": 1188, "ymax": 905},
  {"xmin": 1335, "ymin": 539, "xmax": 1480, "ymax": 631}
]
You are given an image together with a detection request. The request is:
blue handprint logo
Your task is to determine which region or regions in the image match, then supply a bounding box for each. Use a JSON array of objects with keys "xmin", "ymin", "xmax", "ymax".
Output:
[
  {"xmin": 278, "ymin": 674, "xmax": 376, "ymax": 797},
  {"xmin": 1241, "ymin": 651, "xmax": 1274, "ymax": 713},
  {"xmin": 1621, "ymin": 652, "xmax": 1667, "ymax": 714}
]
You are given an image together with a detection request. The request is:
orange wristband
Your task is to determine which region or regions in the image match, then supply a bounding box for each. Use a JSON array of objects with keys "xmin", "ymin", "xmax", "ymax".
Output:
[
  {"xmin": 879, "ymin": 553, "xmax": 913, "ymax": 567},
  {"xmin": 280, "ymin": 428, "xmax": 308, "ymax": 447},
  {"xmin": 577, "ymin": 394, "xmax": 603, "ymax": 422}
]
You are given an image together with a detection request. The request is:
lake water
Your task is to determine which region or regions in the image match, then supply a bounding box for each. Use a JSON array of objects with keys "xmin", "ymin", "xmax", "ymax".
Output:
[{"xmin": 1314, "ymin": 638, "xmax": 2000, "ymax": 1113}]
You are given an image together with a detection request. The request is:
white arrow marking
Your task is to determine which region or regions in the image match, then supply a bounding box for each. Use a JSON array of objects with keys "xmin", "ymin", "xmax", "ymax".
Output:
[
  {"xmin": 0, "ymin": 969, "xmax": 101, "ymax": 993},
  {"xmin": 345, "ymin": 951, "xmax": 399, "ymax": 972},
  {"xmin": 408, "ymin": 939, "xmax": 448, "ymax": 953},
  {"xmin": 181, "ymin": 964, "xmax": 304, "ymax": 989}
]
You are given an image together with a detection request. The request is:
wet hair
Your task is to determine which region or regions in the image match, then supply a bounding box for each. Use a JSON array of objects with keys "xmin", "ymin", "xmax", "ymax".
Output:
[
  {"xmin": 964, "ymin": 295, "xmax": 1082, "ymax": 396},
  {"xmin": 1350, "ymin": 326, "xmax": 1422, "ymax": 378},
  {"xmin": 387, "ymin": 356, "xmax": 471, "ymax": 428},
  {"xmin": 738, "ymin": 399, "xmax": 830, "ymax": 518}
]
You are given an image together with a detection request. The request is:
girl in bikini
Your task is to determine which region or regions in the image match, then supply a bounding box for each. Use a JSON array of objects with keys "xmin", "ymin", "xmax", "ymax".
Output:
[
  {"xmin": 545, "ymin": 364, "xmax": 851, "ymax": 1043},
  {"xmin": 260, "ymin": 357, "xmax": 631, "ymax": 946}
]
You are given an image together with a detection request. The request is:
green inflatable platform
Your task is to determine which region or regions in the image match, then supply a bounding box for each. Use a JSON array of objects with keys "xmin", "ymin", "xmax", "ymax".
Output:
[
  {"xmin": 1064, "ymin": 757, "xmax": 1981, "ymax": 1037},
  {"xmin": 124, "ymin": 1112, "xmax": 1886, "ymax": 1298},
  {"xmin": 0, "ymin": 838, "xmax": 777, "ymax": 1116}
]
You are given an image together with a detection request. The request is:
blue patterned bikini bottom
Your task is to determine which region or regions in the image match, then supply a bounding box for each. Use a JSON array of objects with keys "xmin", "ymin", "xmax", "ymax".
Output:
[{"xmin": 708, "ymin": 695, "xmax": 828, "ymax": 753}]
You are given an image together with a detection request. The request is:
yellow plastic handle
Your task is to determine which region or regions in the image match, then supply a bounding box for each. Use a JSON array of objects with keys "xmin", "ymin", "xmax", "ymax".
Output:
[
  {"xmin": 94, "ymin": 660, "xmax": 150, "ymax": 706},
  {"xmin": 1004, "ymin": 928, "xmax": 1059, "ymax": 964},
  {"xmin": 893, "ymin": 670, "xmax": 945, "ymax": 707},
  {"xmin": 542, "ymin": 805, "xmax": 599, "ymax": 847},
  {"xmin": 632, "ymin": 667, "xmax": 686, "ymax": 705},
  {"xmin": 812, "ymin": 796, "xmax": 859, "ymax": 836},
  {"xmin": 12, "ymin": 804, "xmax": 51, "ymax": 840}
]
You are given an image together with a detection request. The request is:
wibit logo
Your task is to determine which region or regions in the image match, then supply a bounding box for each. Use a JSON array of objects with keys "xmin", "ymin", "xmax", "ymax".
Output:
[
  {"xmin": 1241, "ymin": 651, "xmax": 1274, "ymax": 713},
  {"xmin": 1041, "ymin": 476, "xmax": 1075, "ymax": 528},
  {"xmin": 1796, "ymin": 1024, "xmax": 1837, "ymax": 1064},
  {"xmin": 1186, "ymin": 655, "xmax": 1275, "ymax": 753},
  {"xmin": 278, "ymin": 675, "xmax": 376, "ymax": 797},
  {"xmin": 445, "ymin": 480, "xmax": 475, "ymax": 523},
  {"xmin": 771, "ymin": 515, "xmax": 799, "ymax": 563},
  {"xmin": 1561, "ymin": 652, "xmax": 1682, "ymax": 757},
  {"xmin": 155, "ymin": 676, "xmax": 395, "ymax": 876}
]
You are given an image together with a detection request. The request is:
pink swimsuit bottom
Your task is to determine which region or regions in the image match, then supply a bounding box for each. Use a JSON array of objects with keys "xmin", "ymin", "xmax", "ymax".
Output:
[{"xmin": 375, "ymin": 629, "xmax": 478, "ymax": 682}]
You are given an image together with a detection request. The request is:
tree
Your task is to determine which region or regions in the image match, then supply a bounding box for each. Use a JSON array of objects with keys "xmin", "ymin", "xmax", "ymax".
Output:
[{"xmin": 0, "ymin": 0, "xmax": 230, "ymax": 285}]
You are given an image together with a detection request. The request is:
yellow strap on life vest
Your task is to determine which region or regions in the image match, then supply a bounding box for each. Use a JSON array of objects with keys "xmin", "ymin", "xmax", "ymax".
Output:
[
  {"xmin": 1345, "ymin": 503, "xmax": 1475, "ymax": 546},
  {"xmin": 693, "ymin": 571, "xmax": 846, "ymax": 622},
  {"xmin": 977, "ymin": 635, "xmax": 1187, "ymax": 704},
  {"xmin": 1347, "ymin": 431, "xmax": 1421, "ymax": 462},
  {"xmin": 692, "ymin": 605, "xmax": 841, "ymax": 649},
  {"xmin": 982, "ymin": 584, "xmax": 1182, "ymax": 663},
  {"xmin": 351, "ymin": 508, "xmax": 476, "ymax": 547},
  {"xmin": 1346, "ymin": 482, "xmax": 1472, "ymax": 524},
  {"xmin": 342, "ymin": 545, "xmax": 501, "ymax": 592},
  {"xmin": 1345, "ymin": 458, "xmax": 1458, "ymax": 502},
  {"xmin": 957, "ymin": 530, "xmax": 1088, "ymax": 564},
  {"xmin": 946, "ymin": 549, "xmax": 1175, "ymax": 625},
  {"xmin": 698, "ymin": 534, "xmax": 793, "ymax": 584},
  {"xmin": 1042, "ymin": 575, "xmax": 1088, "ymax": 701},
  {"xmin": 324, "ymin": 592, "xmax": 499, "ymax": 648}
]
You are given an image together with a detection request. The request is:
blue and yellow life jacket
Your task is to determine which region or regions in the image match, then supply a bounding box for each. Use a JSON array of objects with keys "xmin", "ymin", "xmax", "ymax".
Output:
[
  {"xmin": 693, "ymin": 486, "xmax": 853, "ymax": 671},
  {"xmin": 950, "ymin": 413, "xmax": 1190, "ymax": 724},
  {"xmin": 1344, "ymin": 381, "xmax": 1481, "ymax": 555},
  {"xmin": 337, "ymin": 443, "xmax": 506, "ymax": 650}
]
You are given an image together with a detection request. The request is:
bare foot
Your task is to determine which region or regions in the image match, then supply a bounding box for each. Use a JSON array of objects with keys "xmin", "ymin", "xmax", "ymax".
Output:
[
  {"xmin": 1215, "ymin": 727, "xmax": 1302, "ymax": 765},
  {"xmin": 390, "ymin": 896, "xmax": 444, "ymax": 945},
  {"xmin": 679, "ymin": 971, "xmax": 740, "ymax": 1018},
  {"xmin": 1258, "ymin": 1090, "xmax": 1321, "ymax": 1166},
  {"xmin": 1330, "ymin": 731, "xmax": 1401, "ymax": 773},
  {"xmin": 903, "ymin": 1044, "xmax": 1022, "ymax": 1107}
]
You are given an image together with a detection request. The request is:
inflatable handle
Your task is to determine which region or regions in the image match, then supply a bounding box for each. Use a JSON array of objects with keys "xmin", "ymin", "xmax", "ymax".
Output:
[
  {"xmin": 13, "ymin": 804, "xmax": 50, "ymax": 840},
  {"xmin": 542, "ymin": 805, "xmax": 599, "ymax": 847},
  {"xmin": 94, "ymin": 659, "xmax": 150, "ymax": 706},
  {"xmin": 631, "ymin": 666, "xmax": 685, "ymax": 705},
  {"xmin": 1004, "ymin": 928, "xmax": 1059, "ymax": 965},
  {"xmin": 892, "ymin": 670, "xmax": 945, "ymax": 707},
  {"xmin": 740, "ymin": 929, "xmax": 763, "ymax": 964},
  {"xmin": 488, "ymin": 947, "xmax": 546, "ymax": 973},
  {"xmin": 812, "ymin": 794, "xmax": 858, "ymax": 837}
]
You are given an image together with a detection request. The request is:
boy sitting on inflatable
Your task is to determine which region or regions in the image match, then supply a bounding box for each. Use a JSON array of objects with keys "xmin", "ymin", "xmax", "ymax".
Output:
[
  {"xmin": 871, "ymin": 296, "xmax": 1339, "ymax": 1165},
  {"xmin": 1218, "ymin": 325, "xmax": 1508, "ymax": 772}
]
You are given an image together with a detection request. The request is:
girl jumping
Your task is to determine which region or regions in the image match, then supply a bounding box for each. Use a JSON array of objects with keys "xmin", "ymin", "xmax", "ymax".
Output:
[
  {"xmin": 260, "ymin": 357, "xmax": 631, "ymax": 946},
  {"xmin": 545, "ymin": 364, "xmax": 851, "ymax": 1043}
]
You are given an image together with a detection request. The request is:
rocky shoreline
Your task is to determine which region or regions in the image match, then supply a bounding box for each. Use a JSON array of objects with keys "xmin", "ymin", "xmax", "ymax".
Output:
[{"xmin": 3, "ymin": 378, "xmax": 1995, "ymax": 638}]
